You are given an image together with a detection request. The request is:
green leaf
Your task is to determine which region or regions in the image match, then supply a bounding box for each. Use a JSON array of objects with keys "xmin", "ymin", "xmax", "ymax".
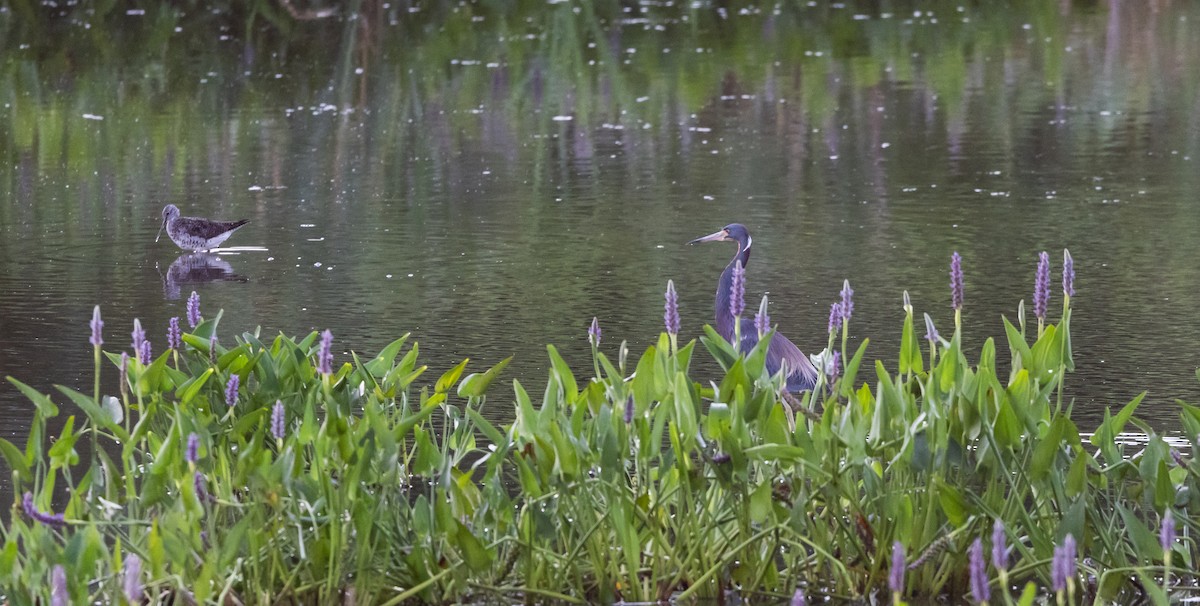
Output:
[
  {"xmin": 435, "ymin": 359, "xmax": 469, "ymax": 394},
  {"xmin": 936, "ymin": 480, "xmax": 969, "ymax": 526},
  {"xmin": 365, "ymin": 334, "xmax": 411, "ymax": 377},
  {"xmin": 0, "ymin": 438, "xmax": 30, "ymax": 479},
  {"xmin": 455, "ymin": 520, "xmax": 493, "ymax": 571},
  {"xmin": 546, "ymin": 345, "xmax": 579, "ymax": 404},
  {"xmin": 1002, "ymin": 316, "xmax": 1033, "ymax": 371},
  {"xmin": 840, "ymin": 339, "xmax": 870, "ymax": 395},
  {"xmin": 749, "ymin": 479, "xmax": 773, "ymax": 523},
  {"xmin": 7, "ymin": 377, "xmax": 58, "ymax": 417},
  {"xmin": 1030, "ymin": 416, "xmax": 1066, "ymax": 480},
  {"xmin": 466, "ymin": 408, "xmax": 505, "ymax": 447},
  {"xmin": 1015, "ymin": 582, "xmax": 1038, "ymax": 606},
  {"xmin": 176, "ymin": 368, "xmax": 214, "ymax": 405},
  {"xmin": 55, "ymin": 386, "xmax": 128, "ymax": 441},
  {"xmin": 457, "ymin": 356, "xmax": 512, "ymax": 399}
]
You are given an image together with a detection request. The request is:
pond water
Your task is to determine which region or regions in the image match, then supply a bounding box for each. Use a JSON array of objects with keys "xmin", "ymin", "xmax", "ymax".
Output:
[{"xmin": 1, "ymin": 0, "xmax": 1199, "ymax": 452}]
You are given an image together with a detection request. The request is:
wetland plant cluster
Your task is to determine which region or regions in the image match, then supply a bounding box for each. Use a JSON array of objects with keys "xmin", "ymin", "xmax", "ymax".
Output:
[{"xmin": 1, "ymin": 252, "xmax": 1197, "ymax": 604}]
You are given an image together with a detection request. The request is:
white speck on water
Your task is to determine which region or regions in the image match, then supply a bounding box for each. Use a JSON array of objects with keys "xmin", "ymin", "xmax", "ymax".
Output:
[
  {"xmin": 552, "ymin": 115, "xmax": 573, "ymax": 121},
  {"xmin": 307, "ymin": 238, "xmax": 325, "ymax": 242},
  {"xmin": 386, "ymin": 274, "xmax": 393, "ymax": 278},
  {"xmin": 829, "ymin": 155, "xmax": 839, "ymax": 160},
  {"xmin": 82, "ymin": 114, "xmax": 104, "ymax": 121},
  {"xmin": 355, "ymin": 67, "xmax": 364, "ymax": 75},
  {"xmin": 267, "ymin": 257, "xmax": 274, "ymax": 261},
  {"xmin": 126, "ymin": 9, "xmax": 145, "ymax": 15},
  {"xmin": 300, "ymin": 224, "xmax": 316, "ymax": 228},
  {"xmin": 482, "ymin": 170, "xmax": 491, "ymax": 175},
  {"xmin": 703, "ymin": 195, "xmax": 714, "ymax": 200},
  {"xmin": 248, "ymin": 185, "xmax": 262, "ymax": 191},
  {"xmin": 656, "ymin": 245, "xmax": 665, "ymax": 249},
  {"xmin": 952, "ymin": 224, "xmax": 959, "ymax": 228},
  {"xmin": 881, "ymin": 142, "xmax": 890, "ymax": 148},
  {"xmin": 636, "ymin": 96, "xmax": 650, "ymax": 103},
  {"xmin": 408, "ymin": 273, "xmax": 414, "ymax": 278},
  {"xmin": 313, "ymin": 262, "xmax": 323, "ymax": 267}
]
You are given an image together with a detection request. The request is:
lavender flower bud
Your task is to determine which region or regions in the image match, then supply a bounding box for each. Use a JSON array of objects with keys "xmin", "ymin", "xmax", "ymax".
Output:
[
  {"xmin": 51, "ymin": 565, "xmax": 68, "ymax": 606},
  {"xmin": 950, "ymin": 252, "xmax": 964, "ymax": 311},
  {"xmin": 271, "ymin": 400, "xmax": 286, "ymax": 440},
  {"xmin": 168, "ymin": 317, "xmax": 181, "ymax": 351},
  {"xmin": 139, "ymin": 339, "xmax": 152, "ymax": 365},
  {"xmin": 664, "ymin": 280, "xmax": 680, "ymax": 336},
  {"xmin": 1034, "ymin": 251, "xmax": 1050, "ymax": 320},
  {"xmin": 225, "ymin": 374, "xmax": 239, "ymax": 407},
  {"xmin": 588, "ymin": 317, "xmax": 602, "ymax": 347},
  {"xmin": 185, "ymin": 432, "xmax": 199, "ymax": 464},
  {"xmin": 1063, "ymin": 249, "xmax": 1075, "ymax": 297},
  {"xmin": 89, "ymin": 306, "xmax": 103, "ymax": 347},
  {"xmin": 194, "ymin": 471, "xmax": 209, "ymax": 503},
  {"xmin": 790, "ymin": 588, "xmax": 807, "ymax": 606},
  {"xmin": 22, "ymin": 492, "xmax": 65, "ymax": 527},
  {"xmin": 729, "ymin": 261, "xmax": 746, "ymax": 319},
  {"xmin": 991, "ymin": 519, "xmax": 1008, "ymax": 571},
  {"xmin": 889, "ymin": 541, "xmax": 906, "ymax": 594},
  {"xmin": 828, "ymin": 350, "xmax": 841, "ymax": 384},
  {"xmin": 131, "ymin": 319, "xmax": 145, "ymax": 358},
  {"xmin": 1161, "ymin": 510, "xmax": 1176, "ymax": 554},
  {"xmin": 839, "ymin": 279, "xmax": 854, "ymax": 322},
  {"xmin": 122, "ymin": 553, "xmax": 142, "ymax": 604},
  {"xmin": 902, "ymin": 290, "xmax": 912, "ymax": 316},
  {"xmin": 623, "ymin": 396, "xmax": 634, "ymax": 424},
  {"xmin": 828, "ymin": 302, "xmax": 842, "ymax": 334},
  {"xmin": 969, "ymin": 538, "xmax": 989, "ymax": 604},
  {"xmin": 923, "ymin": 313, "xmax": 939, "ymax": 344},
  {"xmin": 754, "ymin": 295, "xmax": 770, "ymax": 338},
  {"xmin": 187, "ymin": 291, "xmax": 201, "ymax": 328},
  {"xmin": 1051, "ymin": 534, "xmax": 1076, "ymax": 592},
  {"xmin": 209, "ymin": 335, "xmax": 218, "ymax": 363},
  {"xmin": 318, "ymin": 329, "xmax": 334, "ymax": 375}
]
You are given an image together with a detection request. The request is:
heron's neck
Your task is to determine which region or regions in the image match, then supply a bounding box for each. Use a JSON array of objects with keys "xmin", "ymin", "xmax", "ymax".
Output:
[{"xmin": 714, "ymin": 240, "xmax": 752, "ymax": 338}]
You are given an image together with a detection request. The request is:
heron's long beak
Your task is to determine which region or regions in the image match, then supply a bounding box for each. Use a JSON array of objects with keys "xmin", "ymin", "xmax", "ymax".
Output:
[
  {"xmin": 155, "ymin": 218, "xmax": 166, "ymax": 243},
  {"xmin": 688, "ymin": 229, "xmax": 729, "ymax": 245}
]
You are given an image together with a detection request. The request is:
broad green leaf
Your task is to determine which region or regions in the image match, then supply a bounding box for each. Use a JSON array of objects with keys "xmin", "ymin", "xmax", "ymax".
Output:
[
  {"xmin": 435, "ymin": 359, "xmax": 469, "ymax": 394},
  {"xmin": 0, "ymin": 438, "xmax": 30, "ymax": 479},
  {"xmin": 457, "ymin": 356, "xmax": 512, "ymax": 399},
  {"xmin": 749, "ymin": 479, "xmax": 773, "ymax": 522},
  {"xmin": 546, "ymin": 345, "xmax": 578, "ymax": 404},
  {"xmin": 937, "ymin": 480, "xmax": 969, "ymax": 526},
  {"xmin": 7, "ymin": 377, "xmax": 58, "ymax": 418}
]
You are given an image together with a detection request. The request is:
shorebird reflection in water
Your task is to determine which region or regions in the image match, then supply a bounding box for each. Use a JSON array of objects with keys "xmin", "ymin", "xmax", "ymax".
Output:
[
  {"xmin": 689, "ymin": 224, "xmax": 818, "ymax": 393},
  {"xmin": 162, "ymin": 253, "xmax": 247, "ymax": 299},
  {"xmin": 157, "ymin": 204, "xmax": 249, "ymax": 252}
]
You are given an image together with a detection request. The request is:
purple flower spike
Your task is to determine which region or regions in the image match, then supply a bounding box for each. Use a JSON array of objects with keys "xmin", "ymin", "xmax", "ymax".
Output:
[
  {"xmin": 1161, "ymin": 510, "xmax": 1175, "ymax": 554},
  {"xmin": 664, "ymin": 280, "xmax": 680, "ymax": 336},
  {"xmin": 1034, "ymin": 251, "xmax": 1050, "ymax": 320},
  {"xmin": 969, "ymin": 538, "xmax": 989, "ymax": 604},
  {"xmin": 22, "ymin": 492, "xmax": 65, "ymax": 527},
  {"xmin": 950, "ymin": 252, "xmax": 964, "ymax": 311},
  {"xmin": 187, "ymin": 291, "xmax": 201, "ymax": 328},
  {"xmin": 318, "ymin": 329, "xmax": 334, "ymax": 375},
  {"xmin": 185, "ymin": 432, "xmax": 199, "ymax": 464},
  {"xmin": 225, "ymin": 374, "xmax": 239, "ymax": 407},
  {"xmin": 271, "ymin": 400, "xmax": 286, "ymax": 440},
  {"xmin": 754, "ymin": 295, "xmax": 770, "ymax": 337},
  {"xmin": 991, "ymin": 519, "xmax": 1008, "ymax": 571},
  {"xmin": 923, "ymin": 313, "xmax": 939, "ymax": 344},
  {"xmin": 122, "ymin": 553, "xmax": 142, "ymax": 604},
  {"xmin": 89, "ymin": 306, "xmax": 103, "ymax": 347},
  {"xmin": 209, "ymin": 335, "xmax": 218, "ymax": 363},
  {"xmin": 1051, "ymin": 534, "xmax": 1076, "ymax": 592},
  {"xmin": 623, "ymin": 396, "xmax": 634, "ymax": 424},
  {"xmin": 139, "ymin": 339, "xmax": 152, "ymax": 365},
  {"xmin": 828, "ymin": 302, "xmax": 842, "ymax": 334},
  {"xmin": 194, "ymin": 471, "xmax": 209, "ymax": 503},
  {"xmin": 131, "ymin": 319, "xmax": 146, "ymax": 358},
  {"xmin": 889, "ymin": 541, "xmax": 906, "ymax": 594},
  {"xmin": 790, "ymin": 588, "xmax": 807, "ymax": 606},
  {"xmin": 730, "ymin": 260, "xmax": 746, "ymax": 319},
  {"xmin": 839, "ymin": 280, "xmax": 854, "ymax": 322},
  {"xmin": 51, "ymin": 565, "xmax": 68, "ymax": 606},
  {"xmin": 588, "ymin": 317, "xmax": 602, "ymax": 347},
  {"xmin": 1063, "ymin": 249, "xmax": 1075, "ymax": 297},
  {"xmin": 828, "ymin": 350, "xmax": 841, "ymax": 383},
  {"xmin": 168, "ymin": 317, "xmax": 181, "ymax": 351}
]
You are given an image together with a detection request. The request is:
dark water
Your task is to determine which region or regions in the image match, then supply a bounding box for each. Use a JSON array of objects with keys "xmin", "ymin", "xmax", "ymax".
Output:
[{"xmin": 1, "ymin": 0, "xmax": 1199, "ymax": 451}]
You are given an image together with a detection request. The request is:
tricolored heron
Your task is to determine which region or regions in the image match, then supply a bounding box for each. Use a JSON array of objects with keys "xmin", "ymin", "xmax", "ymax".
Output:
[{"xmin": 689, "ymin": 223, "xmax": 819, "ymax": 393}]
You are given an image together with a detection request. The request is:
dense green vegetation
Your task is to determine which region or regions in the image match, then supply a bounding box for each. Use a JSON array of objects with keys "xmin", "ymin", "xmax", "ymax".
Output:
[{"xmin": 1, "ymin": 252, "xmax": 1195, "ymax": 604}]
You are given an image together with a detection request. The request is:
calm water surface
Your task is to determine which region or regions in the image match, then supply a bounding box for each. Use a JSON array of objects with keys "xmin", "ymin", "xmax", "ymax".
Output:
[{"xmin": 1, "ymin": 1, "xmax": 1199, "ymax": 453}]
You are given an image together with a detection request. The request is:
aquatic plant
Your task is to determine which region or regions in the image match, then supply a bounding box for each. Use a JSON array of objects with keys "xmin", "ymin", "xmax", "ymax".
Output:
[{"xmin": 0, "ymin": 249, "xmax": 1197, "ymax": 604}]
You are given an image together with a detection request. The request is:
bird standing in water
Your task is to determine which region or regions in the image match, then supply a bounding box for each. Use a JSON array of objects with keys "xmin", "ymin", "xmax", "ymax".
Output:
[
  {"xmin": 689, "ymin": 223, "xmax": 818, "ymax": 393},
  {"xmin": 156, "ymin": 204, "xmax": 249, "ymax": 252}
]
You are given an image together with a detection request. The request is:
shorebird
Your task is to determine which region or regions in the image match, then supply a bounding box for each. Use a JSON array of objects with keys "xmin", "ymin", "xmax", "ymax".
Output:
[
  {"xmin": 689, "ymin": 223, "xmax": 819, "ymax": 393},
  {"xmin": 156, "ymin": 204, "xmax": 249, "ymax": 252}
]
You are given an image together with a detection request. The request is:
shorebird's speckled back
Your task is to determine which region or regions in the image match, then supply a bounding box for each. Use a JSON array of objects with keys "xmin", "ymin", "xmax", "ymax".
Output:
[{"xmin": 158, "ymin": 204, "xmax": 249, "ymax": 252}]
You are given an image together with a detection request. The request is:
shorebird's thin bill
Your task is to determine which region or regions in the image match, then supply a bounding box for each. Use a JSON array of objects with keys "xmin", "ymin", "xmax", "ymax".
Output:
[
  {"xmin": 155, "ymin": 219, "xmax": 166, "ymax": 242},
  {"xmin": 688, "ymin": 229, "xmax": 729, "ymax": 245}
]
